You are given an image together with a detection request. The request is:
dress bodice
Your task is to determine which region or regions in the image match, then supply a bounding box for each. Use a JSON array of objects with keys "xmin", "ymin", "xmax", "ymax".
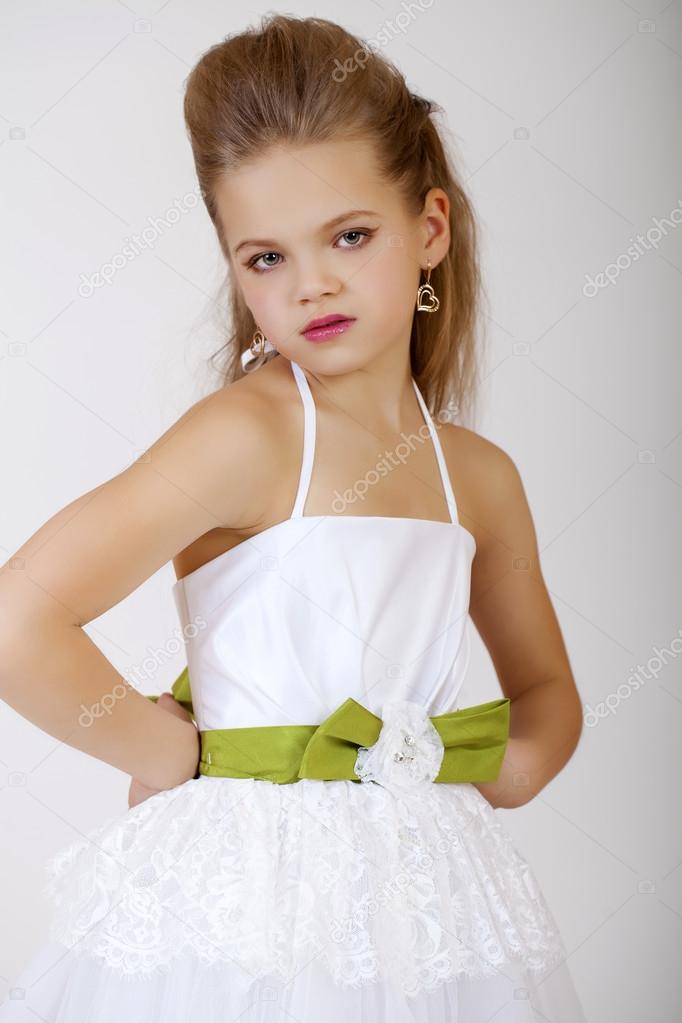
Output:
[{"xmin": 172, "ymin": 358, "xmax": 476, "ymax": 732}]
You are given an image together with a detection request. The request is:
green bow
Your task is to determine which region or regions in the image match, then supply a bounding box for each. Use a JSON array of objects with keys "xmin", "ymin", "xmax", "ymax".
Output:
[{"xmin": 147, "ymin": 671, "xmax": 510, "ymax": 785}]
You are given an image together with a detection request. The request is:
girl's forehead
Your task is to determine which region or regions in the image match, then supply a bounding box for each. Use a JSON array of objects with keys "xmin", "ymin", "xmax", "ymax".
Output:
[
  {"xmin": 215, "ymin": 140, "xmax": 403, "ymax": 242},
  {"xmin": 221, "ymin": 140, "xmax": 381, "ymax": 199}
]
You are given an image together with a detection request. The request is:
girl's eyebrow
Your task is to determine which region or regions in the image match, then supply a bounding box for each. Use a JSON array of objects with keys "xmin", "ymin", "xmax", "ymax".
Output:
[{"xmin": 234, "ymin": 209, "xmax": 381, "ymax": 255}]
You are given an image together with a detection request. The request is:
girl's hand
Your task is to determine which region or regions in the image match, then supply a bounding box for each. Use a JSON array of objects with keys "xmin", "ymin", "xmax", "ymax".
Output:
[{"xmin": 127, "ymin": 693, "xmax": 198, "ymax": 809}]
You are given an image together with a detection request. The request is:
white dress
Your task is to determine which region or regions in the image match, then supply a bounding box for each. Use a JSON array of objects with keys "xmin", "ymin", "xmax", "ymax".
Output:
[{"xmin": 0, "ymin": 359, "xmax": 587, "ymax": 1021}]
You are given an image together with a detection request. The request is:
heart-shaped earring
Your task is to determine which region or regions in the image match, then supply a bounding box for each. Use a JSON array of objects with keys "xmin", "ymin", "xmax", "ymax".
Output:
[
  {"xmin": 416, "ymin": 261, "xmax": 440, "ymax": 313},
  {"xmin": 241, "ymin": 328, "xmax": 277, "ymax": 373}
]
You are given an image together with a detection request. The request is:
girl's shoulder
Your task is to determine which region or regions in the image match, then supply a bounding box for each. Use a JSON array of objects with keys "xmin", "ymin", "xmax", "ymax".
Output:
[
  {"xmin": 173, "ymin": 353, "xmax": 298, "ymax": 466},
  {"xmin": 203, "ymin": 352, "xmax": 302, "ymax": 435},
  {"xmin": 438, "ymin": 421, "xmax": 518, "ymax": 477},
  {"xmin": 438, "ymin": 423, "xmax": 528, "ymax": 554},
  {"xmin": 170, "ymin": 356, "xmax": 304, "ymax": 581},
  {"xmin": 0, "ymin": 361, "xmax": 298, "ymax": 634}
]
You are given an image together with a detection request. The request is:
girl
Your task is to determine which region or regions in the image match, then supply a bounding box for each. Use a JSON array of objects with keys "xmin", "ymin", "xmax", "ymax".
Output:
[{"xmin": 0, "ymin": 14, "xmax": 587, "ymax": 1022}]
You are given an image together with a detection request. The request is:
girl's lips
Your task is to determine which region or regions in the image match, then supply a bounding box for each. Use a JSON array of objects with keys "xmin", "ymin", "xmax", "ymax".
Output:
[{"xmin": 302, "ymin": 318, "xmax": 356, "ymax": 342}]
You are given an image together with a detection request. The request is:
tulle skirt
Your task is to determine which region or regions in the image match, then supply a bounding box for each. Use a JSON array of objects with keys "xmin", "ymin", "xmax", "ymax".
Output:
[
  {"xmin": 0, "ymin": 775, "xmax": 586, "ymax": 1021},
  {"xmin": 0, "ymin": 938, "xmax": 586, "ymax": 1021}
]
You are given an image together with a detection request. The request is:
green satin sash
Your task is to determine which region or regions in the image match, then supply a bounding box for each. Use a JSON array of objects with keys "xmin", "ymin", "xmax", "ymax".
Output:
[{"xmin": 146, "ymin": 670, "xmax": 510, "ymax": 785}]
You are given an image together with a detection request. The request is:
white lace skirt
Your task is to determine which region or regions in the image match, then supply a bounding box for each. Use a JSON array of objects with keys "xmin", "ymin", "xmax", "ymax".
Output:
[{"xmin": 0, "ymin": 776, "xmax": 587, "ymax": 1022}]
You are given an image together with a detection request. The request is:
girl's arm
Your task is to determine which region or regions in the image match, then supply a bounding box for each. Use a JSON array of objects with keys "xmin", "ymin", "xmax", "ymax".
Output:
[
  {"xmin": 465, "ymin": 438, "xmax": 584, "ymax": 810},
  {"xmin": 128, "ymin": 692, "xmax": 195, "ymax": 807},
  {"xmin": 0, "ymin": 385, "xmax": 280, "ymax": 793}
]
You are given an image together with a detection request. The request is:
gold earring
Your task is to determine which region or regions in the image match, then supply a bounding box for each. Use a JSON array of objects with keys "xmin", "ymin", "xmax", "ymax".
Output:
[
  {"xmin": 416, "ymin": 260, "xmax": 440, "ymax": 312},
  {"xmin": 241, "ymin": 328, "xmax": 276, "ymax": 373}
]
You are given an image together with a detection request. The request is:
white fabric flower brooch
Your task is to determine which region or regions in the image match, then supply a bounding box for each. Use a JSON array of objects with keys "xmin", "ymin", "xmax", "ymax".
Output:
[{"xmin": 354, "ymin": 698, "xmax": 445, "ymax": 794}]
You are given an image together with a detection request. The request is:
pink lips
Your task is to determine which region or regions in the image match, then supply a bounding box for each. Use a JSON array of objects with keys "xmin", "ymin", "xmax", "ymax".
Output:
[{"xmin": 301, "ymin": 314, "xmax": 356, "ymax": 343}]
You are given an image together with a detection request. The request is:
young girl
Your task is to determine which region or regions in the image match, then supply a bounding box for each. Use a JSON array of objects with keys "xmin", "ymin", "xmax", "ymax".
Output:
[{"xmin": 0, "ymin": 14, "xmax": 587, "ymax": 1022}]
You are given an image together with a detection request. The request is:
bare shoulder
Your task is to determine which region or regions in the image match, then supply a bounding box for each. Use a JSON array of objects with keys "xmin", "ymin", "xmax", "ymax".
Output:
[
  {"xmin": 150, "ymin": 359, "xmax": 288, "ymax": 527},
  {"xmin": 440, "ymin": 425, "xmax": 579, "ymax": 724},
  {"xmin": 161, "ymin": 354, "xmax": 291, "ymax": 474},
  {"xmin": 0, "ymin": 356, "xmax": 300, "ymax": 630},
  {"xmin": 170, "ymin": 355, "xmax": 302, "ymax": 579},
  {"xmin": 438, "ymin": 423, "xmax": 530, "ymax": 555}
]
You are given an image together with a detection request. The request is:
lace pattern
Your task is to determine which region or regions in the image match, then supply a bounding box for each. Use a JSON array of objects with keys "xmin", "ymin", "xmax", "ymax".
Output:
[{"xmin": 43, "ymin": 774, "xmax": 568, "ymax": 996}]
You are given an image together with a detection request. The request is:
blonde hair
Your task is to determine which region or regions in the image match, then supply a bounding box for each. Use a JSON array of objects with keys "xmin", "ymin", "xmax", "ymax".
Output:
[{"xmin": 183, "ymin": 13, "xmax": 486, "ymax": 426}]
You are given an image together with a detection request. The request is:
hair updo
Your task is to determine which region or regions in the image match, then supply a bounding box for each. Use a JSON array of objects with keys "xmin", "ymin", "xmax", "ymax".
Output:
[{"xmin": 183, "ymin": 13, "xmax": 484, "ymax": 426}]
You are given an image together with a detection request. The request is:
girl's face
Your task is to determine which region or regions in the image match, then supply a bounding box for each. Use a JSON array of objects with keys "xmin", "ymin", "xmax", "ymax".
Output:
[{"xmin": 214, "ymin": 137, "xmax": 449, "ymax": 373}]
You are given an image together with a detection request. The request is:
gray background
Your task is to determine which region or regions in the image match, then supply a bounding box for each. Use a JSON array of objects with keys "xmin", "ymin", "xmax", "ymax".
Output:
[{"xmin": 1, "ymin": 1, "xmax": 681, "ymax": 1020}]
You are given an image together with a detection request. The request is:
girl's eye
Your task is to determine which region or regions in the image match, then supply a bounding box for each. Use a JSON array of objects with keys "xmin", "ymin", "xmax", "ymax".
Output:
[
  {"xmin": 336, "ymin": 229, "xmax": 368, "ymax": 249},
  {"xmin": 250, "ymin": 252, "xmax": 281, "ymax": 272},
  {"xmin": 245, "ymin": 229, "xmax": 374, "ymax": 274}
]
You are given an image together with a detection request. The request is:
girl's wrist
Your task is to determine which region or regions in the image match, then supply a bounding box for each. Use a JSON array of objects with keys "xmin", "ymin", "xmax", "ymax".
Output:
[
  {"xmin": 186, "ymin": 721, "xmax": 201, "ymax": 782},
  {"xmin": 192, "ymin": 725, "xmax": 202, "ymax": 779},
  {"xmin": 155, "ymin": 719, "xmax": 201, "ymax": 790}
]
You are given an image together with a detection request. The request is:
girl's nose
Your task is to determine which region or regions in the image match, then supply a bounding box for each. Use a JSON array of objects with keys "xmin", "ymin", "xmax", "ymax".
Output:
[{"xmin": 294, "ymin": 266, "xmax": 342, "ymax": 303}]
